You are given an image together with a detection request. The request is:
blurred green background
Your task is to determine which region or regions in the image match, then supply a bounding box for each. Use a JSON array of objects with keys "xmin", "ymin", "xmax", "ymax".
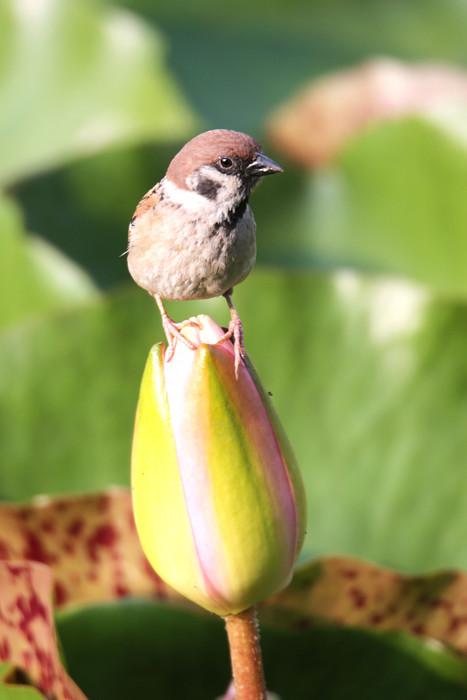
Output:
[{"xmin": 3, "ymin": 0, "xmax": 467, "ymax": 696}]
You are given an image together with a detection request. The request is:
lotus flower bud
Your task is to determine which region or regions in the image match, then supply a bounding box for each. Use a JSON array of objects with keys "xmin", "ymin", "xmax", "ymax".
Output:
[{"xmin": 131, "ymin": 315, "xmax": 306, "ymax": 616}]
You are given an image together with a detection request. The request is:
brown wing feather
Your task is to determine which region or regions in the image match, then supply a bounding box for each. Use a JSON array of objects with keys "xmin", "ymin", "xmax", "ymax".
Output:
[{"xmin": 129, "ymin": 184, "xmax": 160, "ymax": 230}]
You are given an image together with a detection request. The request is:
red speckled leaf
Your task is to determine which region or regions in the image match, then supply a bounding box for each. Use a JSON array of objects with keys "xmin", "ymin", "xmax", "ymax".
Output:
[
  {"xmin": 264, "ymin": 556, "xmax": 467, "ymax": 655},
  {"xmin": 10, "ymin": 488, "xmax": 467, "ymax": 662},
  {"xmin": 0, "ymin": 488, "xmax": 180, "ymax": 609},
  {"xmin": 0, "ymin": 561, "xmax": 86, "ymax": 699}
]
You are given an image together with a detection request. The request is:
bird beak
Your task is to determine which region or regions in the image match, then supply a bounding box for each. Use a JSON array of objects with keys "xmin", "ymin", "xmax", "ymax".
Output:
[{"xmin": 247, "ymin": 153, "xmax": 283, "ymax": 177}]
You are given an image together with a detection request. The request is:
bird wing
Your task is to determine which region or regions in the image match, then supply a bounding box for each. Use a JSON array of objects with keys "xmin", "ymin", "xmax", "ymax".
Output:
[{"xmin": 128, "ymin": 182, "xmax": 162, "ymax": 243}]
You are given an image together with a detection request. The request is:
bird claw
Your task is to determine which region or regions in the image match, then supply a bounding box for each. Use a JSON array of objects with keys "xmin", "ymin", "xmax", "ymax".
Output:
[
  {"xmin": 215, "ymin": 317, "xmax": 245, "ymax": 378},
  {"xmin": 162, "ymin": 316, "xmax": 199, "ymax": 361}
]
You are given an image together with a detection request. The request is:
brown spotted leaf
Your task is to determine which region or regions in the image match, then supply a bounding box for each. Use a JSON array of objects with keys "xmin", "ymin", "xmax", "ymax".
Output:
[
  {"xmin": 0, "ymin": 488, "xmax": 180, "ymax": 609},
  {"xmin": 0, "ymin": 561, "xmax": 86, "ymax": 699},
  {"xmin": 264, "ymin": 556, "xmax": 467, "ymax": 656},
  {"xmin": 8, "ymin": 489, "xmax": 467, "ymax": 664}
]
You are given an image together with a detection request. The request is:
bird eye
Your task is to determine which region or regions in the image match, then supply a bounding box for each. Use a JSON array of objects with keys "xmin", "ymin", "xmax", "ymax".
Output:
[{"xmin": 218, "ymin": 156, "xmax": 234, "ymax": 171}]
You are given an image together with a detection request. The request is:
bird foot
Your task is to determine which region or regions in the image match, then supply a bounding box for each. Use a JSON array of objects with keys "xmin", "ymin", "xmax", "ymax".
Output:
[
  {"xmin": 162, "ymin": 315, "xmax": 199, "ymax": 361},
  {"xmin": 215, "ymin": 316, "xmax": 245, "ymax": 378}
]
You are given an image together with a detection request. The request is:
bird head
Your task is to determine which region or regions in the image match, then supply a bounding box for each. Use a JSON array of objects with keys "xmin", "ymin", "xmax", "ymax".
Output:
[{"xmin": 165, "ymin": 130, "xmax": 283, "ymax": 210}]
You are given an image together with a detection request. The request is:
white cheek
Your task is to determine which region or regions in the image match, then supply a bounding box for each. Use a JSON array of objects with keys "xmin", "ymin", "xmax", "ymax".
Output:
[
  {"xmin": 163, "ymin": 177, "xmax": 211, "ymax": 212},
  {"xmin": 164, "ymin": 168, "xmax": 244, "ymax": 224}
]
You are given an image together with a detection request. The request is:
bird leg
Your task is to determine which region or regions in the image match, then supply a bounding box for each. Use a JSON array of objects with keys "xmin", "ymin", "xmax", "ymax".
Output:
[
  {"xmin": 216, "ymin": 289, "xmax": 245, "ymax": 377},
  {"xmin": 154, "ymin": 294, "xmax": 198, "ymax": 360}
]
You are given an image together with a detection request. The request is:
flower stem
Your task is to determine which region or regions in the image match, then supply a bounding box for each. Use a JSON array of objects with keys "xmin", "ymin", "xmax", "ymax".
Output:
[{"xmin": 224, "ymin": 607, "xmax": 267, "ymax": 699}]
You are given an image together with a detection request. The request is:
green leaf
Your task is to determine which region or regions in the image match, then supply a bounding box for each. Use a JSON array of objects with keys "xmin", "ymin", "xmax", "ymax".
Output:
[
  {"xmin": 18, "ymin": 115, "xmax": 467, "ymax": 300},
  {"xmin": 0, "ymin": 684, "xmax": 46, "ymax": 700},
  {"xmin": 0, "ymin": 664, "xmax": 42, "ymax": 696},
  {"xmin": 241, "ymin": 270, "xmax": 467, "ymax": 572},
  {"xmin": 306, "ymin": 117, "xmax": 467, "ymax": 299},
  {"xmin": 0, "ymin": 195, "xmax": 97, "ymax": 329},
  {"xmin": 15, "ymin": 145, "xmax": 174, "ymax": 288},
  {"xmin": 11, "ymin": 1, "xmax": 467, "ymax": 293},
  {"xmin": 0, "ymin": 0, "xmax": 194, "ymax": 186},
  {"xmin": 107, "ymin": 0, "xmax": 467, "ymax": 132},
  {"xmin": 0, "ymin": 287, "xmax": 161, "ymax": 499},
  {"xmin": 2, "ymin": 269, "xmax": 467, "ymax": 574},
  {"xmin": 56, "ymin": 600, "xmax": 467, "ymax": 699},
  {"xmin": 0, "ymin": 667, "xmax": 12, "ymax": 683},
  {"xmin": 0, "ymin": 663, "xmax": 47, "ymax": 699}
]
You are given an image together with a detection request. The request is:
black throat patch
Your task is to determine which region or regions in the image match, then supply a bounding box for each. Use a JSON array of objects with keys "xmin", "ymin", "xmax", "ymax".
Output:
[{"xmin": 216, "ymin": 198, "xmax": 248, "ymax": 232}]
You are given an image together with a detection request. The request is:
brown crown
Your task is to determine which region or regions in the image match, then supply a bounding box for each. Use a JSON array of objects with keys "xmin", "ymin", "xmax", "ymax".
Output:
[{"xmin": 166, "ymin": 129, "xmax": 260, "ymax": 189}]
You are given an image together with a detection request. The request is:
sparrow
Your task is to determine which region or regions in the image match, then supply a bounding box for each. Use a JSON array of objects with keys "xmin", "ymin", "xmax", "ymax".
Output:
[{"xmin": 127, "ymin": 129, "xmax": 282, "ymax": 372}]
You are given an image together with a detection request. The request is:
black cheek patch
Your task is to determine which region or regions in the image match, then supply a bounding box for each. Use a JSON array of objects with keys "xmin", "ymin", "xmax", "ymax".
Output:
[{"xmin": 195, "ymin": 177, "xmax": 221, "ymax": 200}]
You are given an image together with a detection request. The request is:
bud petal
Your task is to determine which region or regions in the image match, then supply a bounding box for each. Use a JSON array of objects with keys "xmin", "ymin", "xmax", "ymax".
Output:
[{"xmin": 132, "ymin": 315, "xmax": 306, "ymax": 616}]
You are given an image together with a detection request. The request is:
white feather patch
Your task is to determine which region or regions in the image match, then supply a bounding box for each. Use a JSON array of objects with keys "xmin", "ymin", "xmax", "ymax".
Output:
[{"xmin": 164, "ymin": 168, "xmax": 244, "ymax": 225}]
